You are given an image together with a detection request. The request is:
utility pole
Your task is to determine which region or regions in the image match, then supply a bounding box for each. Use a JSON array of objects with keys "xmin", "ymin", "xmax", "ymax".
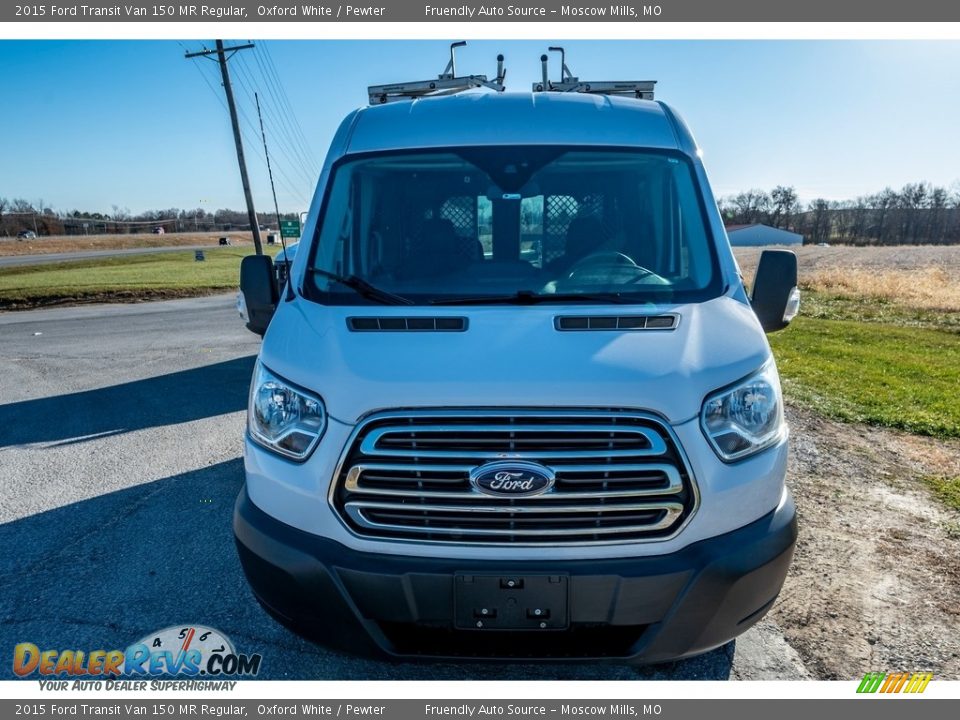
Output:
[
  {"xmin": 254, "ymin": 92, "xmax": 284, "ymax": 238},
  {"xmin": 185, "ymin": 40, "xmax": 263, "ymax": 255}
]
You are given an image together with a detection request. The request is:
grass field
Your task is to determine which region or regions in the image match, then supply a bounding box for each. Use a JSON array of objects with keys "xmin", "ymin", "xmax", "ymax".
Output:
[{"xmin": 0, "ymin": 246, "xmax": 282, "ymax": 309}]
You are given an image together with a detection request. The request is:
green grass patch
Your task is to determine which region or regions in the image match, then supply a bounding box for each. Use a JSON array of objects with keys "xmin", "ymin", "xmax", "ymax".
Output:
[
  {"xmin": 770, "ymin": 317, "xmax": 960, "ymax": 438},
  {"xmin": 800, "ymin": 292, "xmax": 960, "ymax": 333},
  {"xmin": 922, "ymin": 475, "xmax": 960, "ymax": 512},
  {"xmin": 0, "ymin": 246, "xmax": 282, "ymax": 309}
]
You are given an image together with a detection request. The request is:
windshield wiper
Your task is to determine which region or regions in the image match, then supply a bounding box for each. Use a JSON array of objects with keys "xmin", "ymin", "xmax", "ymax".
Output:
[
  {"xmin": 430, "ymin": 290, "xmax": 638, "ymax": 306},
  {"xmin": 310, "ymin": 269, "xmax": 414, "ymax": 305}
]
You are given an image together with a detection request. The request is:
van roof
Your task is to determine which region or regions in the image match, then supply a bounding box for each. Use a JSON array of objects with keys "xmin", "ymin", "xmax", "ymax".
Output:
[{"xmin": 343, "ymin": 92, "xmax": 685, "ymax": 155}]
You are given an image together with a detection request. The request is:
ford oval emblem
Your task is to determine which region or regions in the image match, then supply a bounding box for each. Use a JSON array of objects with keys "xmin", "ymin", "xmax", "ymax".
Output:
[{"xmin": 470, "ymin": 461, "xmax": 556, "ymax": 498}]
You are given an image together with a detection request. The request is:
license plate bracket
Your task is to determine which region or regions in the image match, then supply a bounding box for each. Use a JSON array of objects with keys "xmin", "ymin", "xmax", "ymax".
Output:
[{"xmin": 454, "ymin": 574, "xmax": 569, "ymax": 630}]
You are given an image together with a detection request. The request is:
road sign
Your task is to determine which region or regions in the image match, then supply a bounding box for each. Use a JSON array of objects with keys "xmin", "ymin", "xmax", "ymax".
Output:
[{"xmin": 280, "ymin": 219, "xmax": 301, "ymax": 239}]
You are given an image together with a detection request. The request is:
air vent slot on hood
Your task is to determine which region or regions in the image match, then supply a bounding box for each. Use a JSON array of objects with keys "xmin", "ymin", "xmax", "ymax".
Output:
[
  {"xmin": 348, "ymin": 317, "xmax": 468, "ymax": 332},
  {"xmin": 555, "ymin": 314, "xmax": 678, "ymax": 331}
]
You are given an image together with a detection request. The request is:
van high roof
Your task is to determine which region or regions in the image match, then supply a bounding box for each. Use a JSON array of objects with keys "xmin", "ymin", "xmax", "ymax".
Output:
[{"xmin": 343, "ymin": 92, "xmax": 692, "ymax": 155}]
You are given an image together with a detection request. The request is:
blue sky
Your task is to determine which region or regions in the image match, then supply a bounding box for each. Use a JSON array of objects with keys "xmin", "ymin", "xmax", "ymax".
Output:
[{"xmin": 1, "ymin": 40, "xmax": 959, "ymax": 214}]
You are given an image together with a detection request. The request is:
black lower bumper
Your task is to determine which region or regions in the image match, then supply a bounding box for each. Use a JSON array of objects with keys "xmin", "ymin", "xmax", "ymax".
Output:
[{"xmin": 234, "ymin": 489, "xmax": 797, "ymax": 664}]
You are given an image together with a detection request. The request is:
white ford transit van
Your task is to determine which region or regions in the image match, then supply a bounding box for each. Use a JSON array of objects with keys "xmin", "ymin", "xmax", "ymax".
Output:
[{"xmin": 235, "ymin": 48, "xmax": 800, "ymax": 664}]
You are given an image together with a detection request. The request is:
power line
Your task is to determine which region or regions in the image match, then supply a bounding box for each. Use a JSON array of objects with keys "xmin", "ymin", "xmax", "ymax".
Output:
[
  {"xmin": 249, "ymin": 46, "xmax": 320, "ymax": 177},
  {"xmin": 259, "ymin": 42, "xmax": 320, "ymax": 172},
  {"xmin": 240, "ymin": 50, "xmax": 318, "ymax": 183},
  {"xmin": 185, "ymin": 52, "xmax": 311, "ymax": 208},
  {"xmin": 234, "ymin": 100, "xmax": 312, "ymax": 206},
  {"xmin": 231, "ymin": 56, "xmax": 316, "ymax": 187},
  {"xmin": 250, "ymin": 43, "xmax": 317, "ymax": 173}
]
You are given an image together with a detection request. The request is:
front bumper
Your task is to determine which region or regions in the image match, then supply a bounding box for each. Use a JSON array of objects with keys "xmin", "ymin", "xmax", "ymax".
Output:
[{"xmin": 234, "ymin": 487, "xmax": 797, "ymax": 664}]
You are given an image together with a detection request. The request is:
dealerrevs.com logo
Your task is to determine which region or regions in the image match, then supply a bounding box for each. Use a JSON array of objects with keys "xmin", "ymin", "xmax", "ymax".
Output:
[{"xmin": 13, "ymin": 625, "xmax": 262, "ymax": 687}]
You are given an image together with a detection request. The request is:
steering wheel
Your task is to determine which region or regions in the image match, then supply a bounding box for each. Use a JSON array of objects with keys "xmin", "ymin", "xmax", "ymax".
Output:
[
  {"xmin": 566, "ymin": 251, "xmax": 636, "ymax": 276},
  {"xmin": 565, "ymin": 251, "xmax": 659, "ymax": 283}
]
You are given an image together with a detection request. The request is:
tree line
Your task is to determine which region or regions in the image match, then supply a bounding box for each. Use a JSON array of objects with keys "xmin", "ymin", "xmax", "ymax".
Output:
[
  {"xmin": 0, "ymin": 199, "xmax": 300, "ymax": 237},
  {"xmin": 5, "ymin": 181, "xmax": 960, "ymax": 245},
  {"xmin": 718, "ymin": 182, "xmax": 960, "ymax": 245}
]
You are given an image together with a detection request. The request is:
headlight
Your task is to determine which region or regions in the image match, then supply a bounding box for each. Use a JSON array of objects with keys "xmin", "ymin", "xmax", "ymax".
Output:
[
  {"xmin": 700, "ymin": 362, "xmax": 785, "ymax": 462},
  {"xmin": 248, "ymin": 361, "xmax": 326, "ymax": 460}
]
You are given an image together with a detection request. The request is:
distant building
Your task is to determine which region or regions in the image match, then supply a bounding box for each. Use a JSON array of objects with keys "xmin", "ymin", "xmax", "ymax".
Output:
[{"xmin": 725, "ymin": 223, "xmax": 803, "ymax": 247}]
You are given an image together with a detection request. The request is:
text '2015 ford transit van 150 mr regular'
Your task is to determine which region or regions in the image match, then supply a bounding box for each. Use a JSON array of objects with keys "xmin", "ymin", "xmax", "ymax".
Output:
[{"xmin": 235, "ymin": 46, "xmax": 801, "ymax": 664}]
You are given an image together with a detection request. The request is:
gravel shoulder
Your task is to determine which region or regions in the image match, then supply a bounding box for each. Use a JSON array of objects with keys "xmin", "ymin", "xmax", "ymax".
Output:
[{"xmin": 775, "ymin": 406, "xmax": 960, "ymax": 678}]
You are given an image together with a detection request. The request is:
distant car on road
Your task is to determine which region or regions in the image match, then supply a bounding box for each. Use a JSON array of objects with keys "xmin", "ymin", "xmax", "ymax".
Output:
[{"xmin": 17, "ymin": 230, "xmax": 37, "ymax": 240}]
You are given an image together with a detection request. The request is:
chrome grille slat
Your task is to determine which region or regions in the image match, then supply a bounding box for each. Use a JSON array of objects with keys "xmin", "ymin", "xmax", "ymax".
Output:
[
  {"xmin": 349, "ymin": 500, "xmax": 683, "ymax": 514},
  {"xmin": 345, "ymin": 462, "xmax": 683, "ymax": 500},
  {"xmin": 347, "ymin": 504, "xmax": 684, "ymax": 537},
  {"xmin": 379, "ymin": 437, "xmax": 647, "ymax": 446},
  {"xmin": 353, "ymin": 447, "xmax": 665, "ymax": 459},
  {"xmin": 359, "ymin": 424, "xmax": 668, "ymax": 457},
  {"xmin": 331, "ymin": 410, "xmax": 697, "ymax": 545}
]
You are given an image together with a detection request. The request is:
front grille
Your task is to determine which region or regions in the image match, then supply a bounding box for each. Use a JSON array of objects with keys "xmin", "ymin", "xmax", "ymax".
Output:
[{"xmin": 331, "ymin": 410, "xmax": 697, "ymax": 544}]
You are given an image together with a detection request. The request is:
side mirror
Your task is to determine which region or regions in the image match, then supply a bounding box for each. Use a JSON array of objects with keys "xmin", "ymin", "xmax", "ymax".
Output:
[
  {"xmin": 240, "ymin": 254, "xmax": 278, "ymax": 336},
  {"xmin": 751, "ymin": 249, "xmax": 800, "ymax": 333}
]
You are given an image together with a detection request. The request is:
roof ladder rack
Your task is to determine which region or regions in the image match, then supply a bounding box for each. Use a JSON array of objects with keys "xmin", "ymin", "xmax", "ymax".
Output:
[
  {"xmin": 533, "ymin": 46, "xmax": 656, "ymax": 100},
  {"xmin": 368, "ymin": 42, "xmax": 507, "ymax": 105}
]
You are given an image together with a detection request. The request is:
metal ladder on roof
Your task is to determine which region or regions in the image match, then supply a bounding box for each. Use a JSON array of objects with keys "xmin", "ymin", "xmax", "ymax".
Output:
[
  {"xmin": 366, "ymin": 44, "xmax": 656, "ymax": 105},
  {"xmin": 367, "ymin": 42, "xmax": 507, "ymax": 105},
  {"xmin": 533, "ymin": 47, "xmax": 656, "ymax": 100}
]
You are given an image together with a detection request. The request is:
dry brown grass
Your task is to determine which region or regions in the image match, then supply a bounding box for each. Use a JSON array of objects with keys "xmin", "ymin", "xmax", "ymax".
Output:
[
  {"xmin": 0, "ymin": 231, "xmax": 258, "ymax": 257},
  {"xmin": 734, "ymin": 245, "xmax": 960, "ymax": 313},
  {"xmin": 802, "ymin": 266, "xmax": 960, "ymax": 312}
]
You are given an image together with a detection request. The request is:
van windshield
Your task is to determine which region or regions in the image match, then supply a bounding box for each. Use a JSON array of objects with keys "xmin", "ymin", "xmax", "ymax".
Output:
[{"xmin": 305, "ymin": 147, "xmax": 723, "ymax": 305}]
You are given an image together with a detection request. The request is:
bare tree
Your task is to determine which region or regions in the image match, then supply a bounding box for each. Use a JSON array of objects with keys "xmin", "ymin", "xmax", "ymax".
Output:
[
  {"xmin": 808, "ymin": 199, "xmax": 831, "ymax": 244},
  {"xmin": 928, "ymin": 186, "xmax": 949, "ymax": 244},
  {"xmin": 861, "ymin": 188, "xmax": 895, "ymax": 244},
  {"xmin": 769, "ymin": 186, "xmax": 799, "ymax": 230},
  {"xmin": 723, "ymin": 189, "xmax": 772, "ymax": 225}
]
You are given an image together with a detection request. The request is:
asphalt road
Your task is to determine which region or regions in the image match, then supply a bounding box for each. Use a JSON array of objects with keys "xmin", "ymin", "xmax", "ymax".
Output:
[
  {"xmin": 0, "ymin": 244, "xmax": 213, "ymax": 268},
  {"xmin": 0, "ymin": 295, "xmax": 810, "ymax": 681}
]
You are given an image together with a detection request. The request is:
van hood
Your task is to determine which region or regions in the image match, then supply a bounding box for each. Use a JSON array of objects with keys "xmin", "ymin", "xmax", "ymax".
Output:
[{"xmin": 259, "ymin": 295, "xmax": 771, "ymax": 426}]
